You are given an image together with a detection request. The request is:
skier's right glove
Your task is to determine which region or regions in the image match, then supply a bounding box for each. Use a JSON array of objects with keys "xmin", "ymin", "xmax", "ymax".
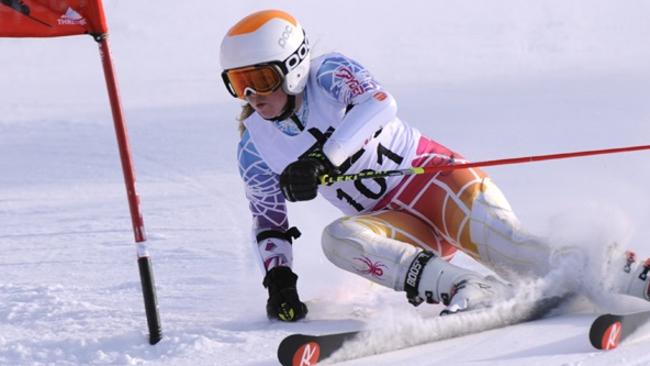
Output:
[
  {"xmin": 279, "ymin": 150, "xmax": 339, "ymax": 202},
  {"xmin": 263, "ymin": 266, "xmax": 308, "ymax": 322}
]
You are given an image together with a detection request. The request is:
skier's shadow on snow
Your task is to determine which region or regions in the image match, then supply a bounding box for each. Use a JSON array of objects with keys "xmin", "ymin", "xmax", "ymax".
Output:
[
  {"xmin": 476, "ymin": 317, "xmax": 594, "ymax": 362},
  {"xmin": 483, "ymin": 333, "xmax": 590, "ymax": 362}
]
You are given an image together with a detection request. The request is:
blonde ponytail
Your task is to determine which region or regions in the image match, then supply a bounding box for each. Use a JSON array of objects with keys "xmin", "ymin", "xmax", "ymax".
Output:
[{"xmin": 237, "ymin": 103, "xmax": 255, "ymax": 136}]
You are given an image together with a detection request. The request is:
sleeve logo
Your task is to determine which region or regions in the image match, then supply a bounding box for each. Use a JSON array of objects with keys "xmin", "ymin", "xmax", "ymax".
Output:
[{"xmin": 372, "ymin": 91, "xmax": 387, "ymax": 101}]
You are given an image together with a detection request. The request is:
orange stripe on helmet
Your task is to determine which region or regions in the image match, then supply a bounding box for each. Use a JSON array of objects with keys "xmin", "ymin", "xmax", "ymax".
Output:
[{"xmin": 227, "ymin": 10, "xmax": 298, "ymax": 36}]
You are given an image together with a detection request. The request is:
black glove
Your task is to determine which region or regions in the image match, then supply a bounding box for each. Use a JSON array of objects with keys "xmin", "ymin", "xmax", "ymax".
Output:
[
  {"xmin": 279, "ymin": 151, "xmax": 338, "ymax": 202},
  {"xmin": 263, "ymin": 266, "xmax": 308, "ymax": 322}
]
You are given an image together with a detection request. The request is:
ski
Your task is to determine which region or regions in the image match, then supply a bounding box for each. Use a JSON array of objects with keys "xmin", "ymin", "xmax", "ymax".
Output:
[
  {"xmin": 589, "ymin": 310, "xmax": 650, "ymax": 350},
  {"xmin": 278, "ymin": 331, "xmax": 361, "ymax": 366},
  {"xmin": 277, "ymin": 295, "xmax": 567, "ymax": 366}
]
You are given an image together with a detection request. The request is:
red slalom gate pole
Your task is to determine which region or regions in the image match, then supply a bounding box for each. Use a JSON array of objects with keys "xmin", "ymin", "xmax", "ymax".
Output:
[
  {"xmin": 96, "ymin": 34, "xmax": 162, "ymax": 345},
  {"xmin": 96, "ymin": 39, "xmax": 144, "ymax": 242},
  {"xmin": 422, "ymin": 144, "xmax": 650, "ymax": 173},
  {"xmin": 322, "ymin": 144, "xmax": 650, "ymax": 184}
]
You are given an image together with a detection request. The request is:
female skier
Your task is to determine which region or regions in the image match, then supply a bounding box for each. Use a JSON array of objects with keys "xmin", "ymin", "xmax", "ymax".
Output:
[{"xmin": 220, "ymin": 10, "xmax": 650, "ymax": 321}]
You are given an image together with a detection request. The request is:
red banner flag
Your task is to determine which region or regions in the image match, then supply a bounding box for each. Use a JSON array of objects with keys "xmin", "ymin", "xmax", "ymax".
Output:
[{"xmin": 0, "ymin": 0, "xmax": 107, "ymax": 37}]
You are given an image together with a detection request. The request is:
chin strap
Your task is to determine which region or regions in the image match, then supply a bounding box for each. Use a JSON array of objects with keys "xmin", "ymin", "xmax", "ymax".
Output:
[{"xmin": 269, "ymin": 95, "xmax": 296, "ymax": 122}]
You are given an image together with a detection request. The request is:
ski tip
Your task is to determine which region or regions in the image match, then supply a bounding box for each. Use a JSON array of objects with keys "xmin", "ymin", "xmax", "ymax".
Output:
[
  {"xmin": 589, "ymin": 314, "xmax": 623, "ymax": 350},
  {"xmin": 278, "ymin": 334, "xmax": 322, "ymax": 366},
  {"xmin": 601, "ymin": 321, "xmax": 623, "ymax": 350},
  {"xmin": 291, "ymin": 340, "xmax": 322, "ymax": 366}
]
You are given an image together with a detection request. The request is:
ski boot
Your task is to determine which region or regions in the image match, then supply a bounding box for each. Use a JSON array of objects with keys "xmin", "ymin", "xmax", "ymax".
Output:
[
  {"xmin": 403, "ymin": 250, "xmax": 511, "ymax": 315},
  {"xmin": 613, "ymin": 251, "xmax": 650, "ymax": 301}
]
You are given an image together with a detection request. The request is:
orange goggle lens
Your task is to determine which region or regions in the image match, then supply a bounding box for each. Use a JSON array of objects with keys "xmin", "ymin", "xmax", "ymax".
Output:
[{"xmin": 222, "ymin": 64, "xmax": 283, "ymax": 99}]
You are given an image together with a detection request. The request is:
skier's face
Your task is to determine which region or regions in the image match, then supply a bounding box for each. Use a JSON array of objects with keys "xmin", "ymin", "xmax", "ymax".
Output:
[{"xmin": 246, "ymin": 87, "xmax": 288, "ymax": 120}]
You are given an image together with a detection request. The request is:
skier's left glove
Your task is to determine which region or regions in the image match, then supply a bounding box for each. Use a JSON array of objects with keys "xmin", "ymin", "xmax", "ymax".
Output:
[
  {"xmin": 279, "ymin": 151, "xmax": 338, "ymax": 202},
  {"xmin": 263, "ymin": 266, "xmax": 308, "ymax": 322}
]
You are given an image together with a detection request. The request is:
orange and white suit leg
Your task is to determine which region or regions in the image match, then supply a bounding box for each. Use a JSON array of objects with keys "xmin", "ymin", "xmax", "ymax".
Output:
[
  {"xmin": 322, "ymin": 137, "xmax": 560, "ymax": 296},
  {"xmin": 382, "ymin": 159, "xmax": 556, "ymax": 281},
  {"xmin": 322, "ymin": 210, "xmax": 459, "ymax": 292}
]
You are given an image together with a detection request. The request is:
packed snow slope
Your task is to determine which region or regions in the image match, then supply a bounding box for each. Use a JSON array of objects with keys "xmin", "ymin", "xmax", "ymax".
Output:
[{"xmin": 1, "ymin": 1, "xmax": 649, "ymax": 365}]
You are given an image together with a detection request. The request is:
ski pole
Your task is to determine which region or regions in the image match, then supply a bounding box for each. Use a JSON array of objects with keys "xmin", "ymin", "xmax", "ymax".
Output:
[{"xmin": 320, "ymin": 143, "xmax": 650, "ymax": 185}]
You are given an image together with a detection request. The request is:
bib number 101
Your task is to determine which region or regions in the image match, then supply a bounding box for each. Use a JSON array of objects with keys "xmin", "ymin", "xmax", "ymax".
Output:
[{"xmin": 336, "ymin": 143, "xmax": 403, "ymax": 212}]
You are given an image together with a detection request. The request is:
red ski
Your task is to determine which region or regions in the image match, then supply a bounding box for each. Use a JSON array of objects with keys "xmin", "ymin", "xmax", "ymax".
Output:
[
  {"xmin": 277, "ymin": 331, "xmax": 360, "ymax": 366},
  {"xmin": 589, "ymin": 310, "xmax": 650, "ymax": 350},
  {"xmin": 278, "ymin": 295, "xmax": 568, "ymax": 365}
]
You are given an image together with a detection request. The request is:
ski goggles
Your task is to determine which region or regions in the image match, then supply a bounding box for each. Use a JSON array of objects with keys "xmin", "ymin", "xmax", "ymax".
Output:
[
  {"xmin": 222, "ymin": 32, "xmax": 310, "ymax": 99},
  {"xmin": 221, "ymin": 63, "xmax": 285, "ymax": 99}
]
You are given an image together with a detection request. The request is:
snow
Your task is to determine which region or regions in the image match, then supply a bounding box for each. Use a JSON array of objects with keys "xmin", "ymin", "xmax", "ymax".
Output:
[{"xmin": 1, "ymin": 1, "xmax": 650, "ymax": 365}]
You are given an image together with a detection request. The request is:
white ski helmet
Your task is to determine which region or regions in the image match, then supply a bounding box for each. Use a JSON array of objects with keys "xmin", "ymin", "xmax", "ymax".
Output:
[{"xmin": 220, "ymin": 10, "xmax": 310, "ymax": 99}]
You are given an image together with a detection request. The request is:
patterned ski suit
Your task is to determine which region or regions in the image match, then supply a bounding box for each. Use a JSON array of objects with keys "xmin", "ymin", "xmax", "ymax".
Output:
[{"xmin": 237, "ymin": 52, "xmax": 553, "ymax": 291}]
